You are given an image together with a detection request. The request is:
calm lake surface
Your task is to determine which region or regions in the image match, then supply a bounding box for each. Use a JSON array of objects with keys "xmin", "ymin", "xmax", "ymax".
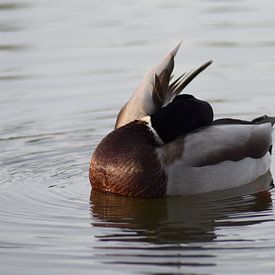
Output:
[{"xmin": 1, "ymin": 0, "xmax": 275, "ymax": 274}]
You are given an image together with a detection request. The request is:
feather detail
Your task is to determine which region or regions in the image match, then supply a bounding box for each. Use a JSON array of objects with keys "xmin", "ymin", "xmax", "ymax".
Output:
[
  {"xmin": 115, "ymin": 42, "xmax": 212, "ymax": 128},
  {"xmin": 165, "ymin": 155, "xmax": 271, "ymax": 195},
  {"xmin": 165, "ymin": 61, "xmax": 212, "ymax": 105},
  {"xmin": 157, "ymin": 123, "xmax": 273, "ymax": 195}
]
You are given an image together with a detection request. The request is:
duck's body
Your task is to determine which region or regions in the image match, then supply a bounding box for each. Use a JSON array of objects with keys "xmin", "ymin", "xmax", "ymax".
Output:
[
  {"xmin": 90, "ymin": 117, "xmax": 273, "ymax": 197},
  {"xmin": 90, "ymin": 42, "xmax": 274, "ymax": 198},
  {"xmin": 159, "ymin": 122, "xmax": 272, "ymax": 195}
]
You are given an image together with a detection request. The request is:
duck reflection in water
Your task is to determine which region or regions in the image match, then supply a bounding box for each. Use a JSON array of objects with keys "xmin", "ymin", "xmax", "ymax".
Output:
[{"xmin": 90, "ymin": 172, "xmax": 273, "ymax": 245}]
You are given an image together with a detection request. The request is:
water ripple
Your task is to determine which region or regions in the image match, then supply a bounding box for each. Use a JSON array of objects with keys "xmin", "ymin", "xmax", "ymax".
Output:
[
  {"xmin": 2, "ymin": 0, "xmax": 275, "ymax": 274},
  {"xmin": 89, "ymin": 173, "xmax": 275, "ymax": 272}
]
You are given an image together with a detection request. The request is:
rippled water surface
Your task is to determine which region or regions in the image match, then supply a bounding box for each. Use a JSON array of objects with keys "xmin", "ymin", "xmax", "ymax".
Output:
[{"xmin": 1, "ymin": 0, "xmax": 275, "ymax": 274}]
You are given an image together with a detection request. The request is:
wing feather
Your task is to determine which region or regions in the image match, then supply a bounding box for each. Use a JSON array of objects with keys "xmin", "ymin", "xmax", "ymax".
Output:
[
  {"xmin": 115, "ymin": 42, "xmax": 212, "ymax": 128},
  {"xmin": 157, "ymin": 123, "xmax": 273, "ymax": 195},
  {"xmin": 182, "ymin": 124, "xmax": 273, "ymax": 167}
]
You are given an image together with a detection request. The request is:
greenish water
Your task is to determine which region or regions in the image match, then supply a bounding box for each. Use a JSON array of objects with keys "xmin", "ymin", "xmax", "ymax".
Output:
[{"xmin": 1, "ymin": 0, "xmax": 275, "ymax": 274}]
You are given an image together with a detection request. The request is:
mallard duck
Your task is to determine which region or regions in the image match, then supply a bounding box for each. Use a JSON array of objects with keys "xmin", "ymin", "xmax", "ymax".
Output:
[{"xmin": 89, "ymin": 42, "xmax": 275, "ymax": 198}]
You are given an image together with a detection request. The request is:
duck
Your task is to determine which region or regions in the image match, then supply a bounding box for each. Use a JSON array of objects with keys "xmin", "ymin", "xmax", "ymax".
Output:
[{"xmin": 89, "ymin": 42, "xmax": 275, "ymax": 198}]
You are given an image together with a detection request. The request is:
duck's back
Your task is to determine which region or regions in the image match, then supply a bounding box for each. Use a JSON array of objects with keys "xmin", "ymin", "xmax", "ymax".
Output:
[
  {"xmin": 157, "ymin": 123, "xmax": 273, "ymax": 195},
  {"xmin": 90, "ymin": 121, "xmax": 167, "ymax": 197}
]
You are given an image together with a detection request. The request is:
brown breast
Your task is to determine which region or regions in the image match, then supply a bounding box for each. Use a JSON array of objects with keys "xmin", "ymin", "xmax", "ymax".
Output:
[{"xmin": 89, "ymin": 121, "xmax": 167, "ymax": 198}]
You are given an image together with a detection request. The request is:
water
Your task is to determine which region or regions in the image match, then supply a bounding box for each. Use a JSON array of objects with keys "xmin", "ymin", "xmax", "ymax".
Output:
[{"xmin": 1, "ymin": 0, "xmax": 275, "ymax": 274}]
